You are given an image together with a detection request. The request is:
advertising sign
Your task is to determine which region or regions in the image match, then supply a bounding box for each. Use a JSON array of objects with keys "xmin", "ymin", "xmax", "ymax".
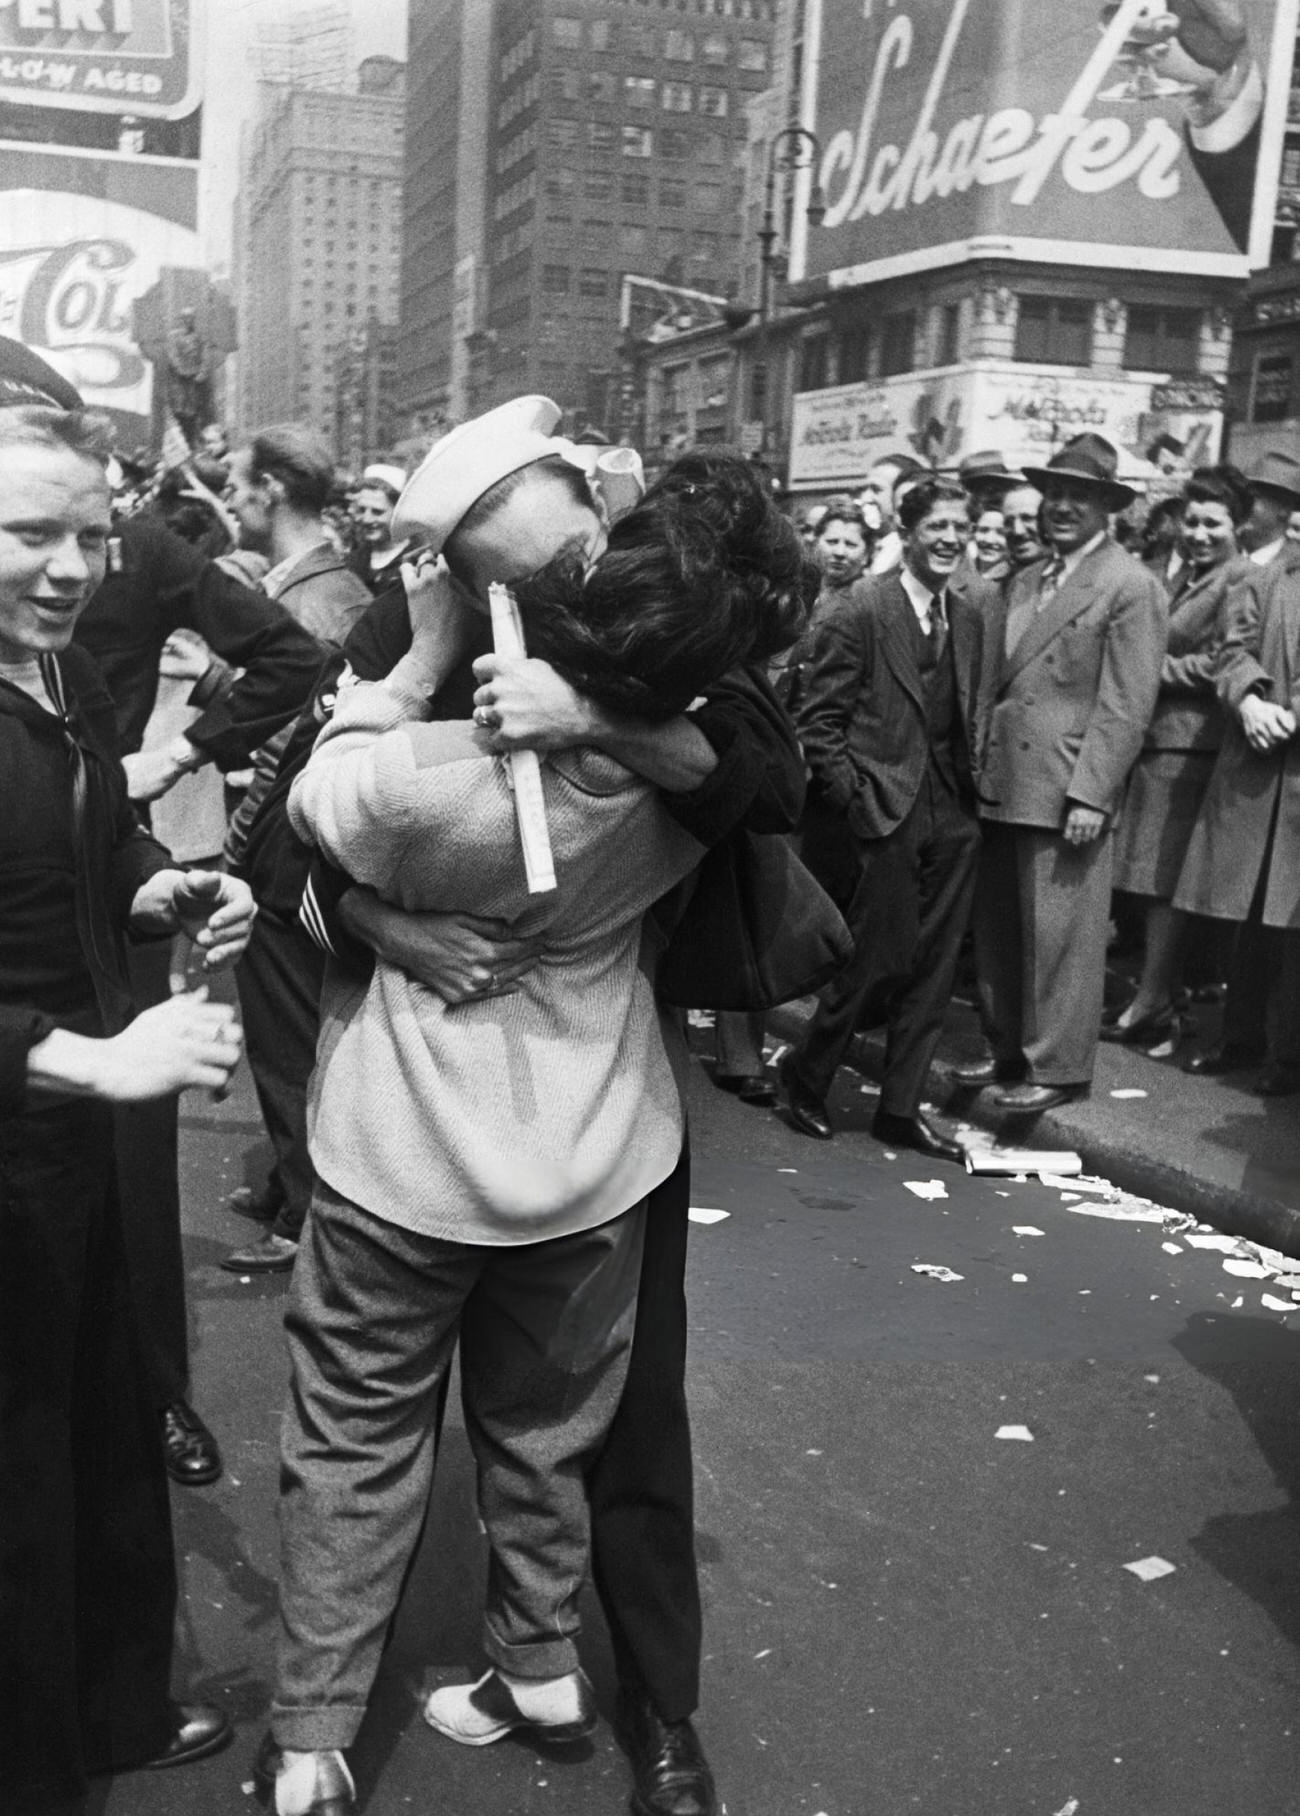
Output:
[
  {"xmin": 788, "ymin": 364, "xmax": 1222, "ymax": 488},
  {"xmin": 795, "ymin": 0, "xmax": 1300, "ymax": 286},
  {"xmin": 0, "ymin": 0, "xmax": 201, "ymax": 118},
  {"xmin": 0, "ymin": 186, "xmax": 200, "ymax": 431}
]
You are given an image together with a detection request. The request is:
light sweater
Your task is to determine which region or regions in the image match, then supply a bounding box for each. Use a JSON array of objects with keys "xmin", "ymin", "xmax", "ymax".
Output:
[{"xmin": 289, "ymin": 680, "xmax": 705, "ymax": 1245}]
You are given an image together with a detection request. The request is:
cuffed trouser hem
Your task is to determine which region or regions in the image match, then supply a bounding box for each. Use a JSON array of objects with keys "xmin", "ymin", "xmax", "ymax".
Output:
[
  {"xmin": 270, "ymin": 1705, "xmax": 368, "ymax": 1752},
  {"xmin": 483, "ymin": 1627, "xmax": 581, "ymax": 1681}
]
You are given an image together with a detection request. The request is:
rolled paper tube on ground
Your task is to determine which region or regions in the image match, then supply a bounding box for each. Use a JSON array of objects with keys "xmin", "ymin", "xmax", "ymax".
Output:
[{"xmin": 964, "ymin": 1149, "xmax": 1084, "ymax": 1177}]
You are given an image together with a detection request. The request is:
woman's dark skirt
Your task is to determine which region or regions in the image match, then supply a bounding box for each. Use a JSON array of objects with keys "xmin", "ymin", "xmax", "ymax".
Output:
[{"xmin": 1114, "ymin": 748, "xmax": 1218, "ymax": 901}]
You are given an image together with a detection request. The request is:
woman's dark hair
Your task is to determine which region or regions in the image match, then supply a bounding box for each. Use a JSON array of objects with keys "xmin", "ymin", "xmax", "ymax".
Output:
[
  {"xmin": 816, "ymin": 501, "xmax": 869, "ymax": 541},
  {"xmin": 513, "ymin": 450, "xmax": 818, "ymax": 720},
  {"xmin": 1184, "ymin": 463, "xmax": 1252, "ymax": 528},
  {"xmin": 897, "ymin": 476, "xmax": 968, "ymax": 535}
]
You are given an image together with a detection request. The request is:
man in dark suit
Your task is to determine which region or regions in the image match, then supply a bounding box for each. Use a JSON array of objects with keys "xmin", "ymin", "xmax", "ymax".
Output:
[
  {"xmin": 954, "ymin": 434, "xmax": 1168, "ymax": 1112},
  {"xmin": 779, "ymin": 477, "xmax": 991, "ymax": 1163}
]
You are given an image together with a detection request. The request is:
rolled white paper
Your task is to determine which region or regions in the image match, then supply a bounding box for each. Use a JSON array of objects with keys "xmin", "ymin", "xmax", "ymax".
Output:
[{"xmin": 488, "ymin": 582, "xmax": 557, "ymax": 895}]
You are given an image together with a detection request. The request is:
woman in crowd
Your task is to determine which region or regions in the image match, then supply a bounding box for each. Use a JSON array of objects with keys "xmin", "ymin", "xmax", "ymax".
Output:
[
  {"xmin": 971, "ymin": 504, "xmax": 1009, "ymax": 579},
  {"xmin": 1104, "ymin": 465, "xmax": 1251, "ymax": 1050},
  {"xmin": 265, "ymin": 452, "xmax": 814, "ymax": 1816},
  {"xmin": 0, "ymin": 403, "xmax": 253, "ymax": 1812}
]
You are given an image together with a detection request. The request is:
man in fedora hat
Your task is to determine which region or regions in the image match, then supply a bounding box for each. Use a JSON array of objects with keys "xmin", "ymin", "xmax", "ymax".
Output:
[
  {"xmin": 1239, "ymin": 452, "xmax": 1300, "ymax": 568},
  {"xmin": 953, "ymin": 432, "xmax": 1167, "ymax": 1112}
]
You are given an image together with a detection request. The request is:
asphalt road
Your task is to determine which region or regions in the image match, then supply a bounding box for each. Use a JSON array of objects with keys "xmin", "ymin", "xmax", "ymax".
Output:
[{"xmin": 92, "ymin": 1039, "xmax": 1300, "ymax": 1816}]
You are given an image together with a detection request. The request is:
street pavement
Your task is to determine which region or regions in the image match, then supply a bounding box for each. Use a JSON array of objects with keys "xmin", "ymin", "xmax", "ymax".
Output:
[{"xmin": 94, "ymin": 1033, "xmax": 1300, "ymax": 1816}]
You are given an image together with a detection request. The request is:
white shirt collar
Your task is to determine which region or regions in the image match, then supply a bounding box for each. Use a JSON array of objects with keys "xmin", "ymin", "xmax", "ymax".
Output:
[
  {"xmin": 898, "ymin": 562, "xmax": 944, "ymax": 630},
  {"xmin": 1250, "ymin": 536, "xmax": 1285, "ymax": 568},
  {"xmin": 871, "ymin": 528, "xmax": 902, "ymax": 574},
  {"xmin": 1052, "ymin": 528, "xmax": 1107, "ymax": 583}
]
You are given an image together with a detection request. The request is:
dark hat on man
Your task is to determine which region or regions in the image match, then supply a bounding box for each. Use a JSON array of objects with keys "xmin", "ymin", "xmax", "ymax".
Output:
[
  {"xmin": 0, "ymin": 335, "xmax": 83, "ymax": 410},
  {"xmin": 1246, "ymin": 450, "xmax": 1300, "ymax": 506},
  {"xmin": 1023, "ymin": 432, "xmax": 1136, "ymax": 508},
  {"xmin": 958, "ymin": 448, "xmax": 1022, "ymax": 487}
]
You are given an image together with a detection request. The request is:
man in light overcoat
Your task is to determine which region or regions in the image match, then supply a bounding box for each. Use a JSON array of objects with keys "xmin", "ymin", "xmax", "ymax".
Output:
[{"xmin": 954, "ymin": 434, "xmax": 1168, "ymax": 1112}]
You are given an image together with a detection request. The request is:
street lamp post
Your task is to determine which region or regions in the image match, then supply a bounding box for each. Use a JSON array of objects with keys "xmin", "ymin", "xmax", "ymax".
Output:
[{"xmin": 754, "ymin": 125, "xmax": 825, "ymax": 465}]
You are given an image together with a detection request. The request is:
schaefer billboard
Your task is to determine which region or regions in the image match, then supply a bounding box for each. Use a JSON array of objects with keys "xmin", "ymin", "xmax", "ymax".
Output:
[
  {"xmin": 0, "ymin": 0, "xmax": 201, "ymax": 117},
  {"xmin": 792, "ymin": 0, "xmax": 1300, "ymax": 287}
]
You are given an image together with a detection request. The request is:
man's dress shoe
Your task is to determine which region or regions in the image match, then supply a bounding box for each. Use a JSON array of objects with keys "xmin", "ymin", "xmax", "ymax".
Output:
[
  {"xmin": 949, "ymin": 1056, "xmax": 1022, "ymax": 1089},
  {"xmin": 712, "ymin": 1072, "xmax": 778, "ymax": 1107},
  {"xmin": 144, "ymin": 1702, "xmax": 231, "ymax": 1770},
  {"xmin": 162, "ymin": 1399, "xmax": 222, "ymax": 1486},
  {"xmin": 253, "ymin": 1734, "xmax": 355, "ymax": 1813},
  {"xmin": 872, "ymin": 1109, "xmax": 966, "ymax": 1167},
  {"xmin": 221, "ymin": 1232, "xmax": 299, "ymax": 1274},
  {"xmin": 1183, "ymin": 1041, "xmax": 1266, "ymax": 1077},
  {"xmin": 1253, "ymin": 1064, "xmax": 1300, "ymax": 1098},
  {"xmin": 616, "ymin": 1689, "xmax": 717, "ymax": 1816},
  {"xmin": 990, "ymin": 1082, "xmax": 1081, "ymax": 1113},
  {"xmin": 778, "ymin": 1055, "xmax": 832, "ymax": 1139}
]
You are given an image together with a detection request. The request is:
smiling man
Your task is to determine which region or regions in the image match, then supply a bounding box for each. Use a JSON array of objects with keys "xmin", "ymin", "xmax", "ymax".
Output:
[{"xmin": 779, "ymin": 477, "xmax": 991, "ymax": 1162}]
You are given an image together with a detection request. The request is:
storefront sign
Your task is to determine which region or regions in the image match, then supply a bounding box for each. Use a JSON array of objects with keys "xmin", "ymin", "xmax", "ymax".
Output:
[
  {"xmin": 797, "ymin": 0, "xmax": 1299, "ymax": 282},
  {"xmin": 0, "ymin": 0, "xmax": 200, "ymax": 117}
]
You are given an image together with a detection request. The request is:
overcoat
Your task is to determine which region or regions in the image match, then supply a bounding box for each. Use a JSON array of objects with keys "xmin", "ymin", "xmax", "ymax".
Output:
[
  {"xmin": 1174, "ymin": 548, "xmax": 1300, "ymax": 928},
  {"xmin": 981, "ymin": 538, "xmax": 1167, "ymax": 829},
  {"xmin": 1143, "ymin": 554, "xmax": 1246, "ymax": 753}
]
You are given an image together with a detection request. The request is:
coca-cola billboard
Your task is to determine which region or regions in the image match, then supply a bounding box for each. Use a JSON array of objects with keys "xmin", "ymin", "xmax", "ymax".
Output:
[
  {"xmin": 0, "ymin": 0, "xmax": 201, "ymax": 118},
  {"xmin": 794, "ymin": 0, "xmax": 1300, "ymax": 286},
  {"xmin": 0, "ymin": 189, "xmax": 200, "ymax": 433}
]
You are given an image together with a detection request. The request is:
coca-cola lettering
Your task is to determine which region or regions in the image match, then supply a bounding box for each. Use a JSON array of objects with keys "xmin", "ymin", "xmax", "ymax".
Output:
[
  {"xmin": 16, "ymin": 238, "xmax": 145, "ymax": 391},
  {"xmin": 821, "ymin": 0, "xmax": 1184, "ymax": 229}
]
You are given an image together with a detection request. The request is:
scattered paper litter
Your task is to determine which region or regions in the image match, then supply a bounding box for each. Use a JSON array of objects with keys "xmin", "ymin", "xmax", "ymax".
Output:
[
  {"xmin": 686, "ymin": 1009, "xmax": 715, "ymax": 1029},
  {"xmin": 911, "ymin": 1263, "xmax": 964, "ymax": 1283},
  {"xmin": 1185, "ymin": 1232, "xmax": 1239, "ymax": 1252},
  {"xmin": 1273, "ymin": 1272, "xmax": 1300, "ymax": 1290},
  {"xmin": 1066, "ymin": 1200, "xmax": 1166, "ymax": 1223},
  {"xmin": 688, "ymin": 1206, "xmax": 730, "ymax": 1225},
  {"xmin": 1048, "ymin": 1173, "xmax": 1119, "ymax": 1196},
  {"xmin": 1232, "ymin": 1295, "xmax": 1244, "ymax": 1308},
  {"xmin": 996, "ymin": 1424, "xmax": 1034, "ymax": 1441},
  {"xmin": 1124, "ymin": 1555, "xmax": 1176, "ymax": 1582},
  {"xmin": 1161, "ymin": 1241, "xmax": 1183, "ymax": 1255},
  {"xmin": 1053, "ymin": 1800, "xmax": 1081, "ymax": 1816},
  {"xmin": 1011, "ymin": 1273, "xmax": 1028, "ymax": 1283},
  {"xmin": 1012, "ymin": 1225, "xmax": 1045, "ymax": 1236},
  {"xmin": 903, "ymin": 1179, "xmax": 949, "ymax": 1200},
  {"xmin": 1060, "ymin": 1192, "xmax": 1081, "ymax": 1202},
  {"xmin": 1261, "ymin": 1294, "xmax": 1295, "ymax": 1313},
  {"xmin": 1110, "ymin": 1088, "xmax": 1148, "ymax": 1099},
  {"xmin": 1222, "ymin": 1257, "xmax": 1270, "ymax": 1278}
]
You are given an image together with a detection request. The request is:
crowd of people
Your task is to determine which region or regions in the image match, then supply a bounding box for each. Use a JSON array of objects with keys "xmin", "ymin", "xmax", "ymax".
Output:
[{"xmin": 4, "ymin": 312, "xmax": 1299, "ymax": 1816}]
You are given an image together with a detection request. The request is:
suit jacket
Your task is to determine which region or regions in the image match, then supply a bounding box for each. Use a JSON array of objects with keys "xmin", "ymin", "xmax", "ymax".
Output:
[
  {"xmin": 982, "ymin": 538, "xmax": 1167, "ymax": 829},
  {"xmin": 1143, "ymin": 555, "xmax": 1246, "ymax": 753},
  {"xmin": 1174, "ymin": 548, "xmax": 1300, "ymax": 927},
  {"xmin": 273, "ymin": 542, "xmax": 372, "ymax": 647},
  {"xmin": 795, "ymin": 570, "xmax": 991, "ymax": 846}
]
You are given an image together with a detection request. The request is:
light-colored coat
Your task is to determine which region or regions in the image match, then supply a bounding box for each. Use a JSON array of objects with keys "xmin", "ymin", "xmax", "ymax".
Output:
[
  {"xmin": 1174, "ymin": 549, "xmax": 1300, "ymax": 927},
  {"xmin": 1143, "ymin": 555, "xmax": 1246, "ymax": 753},
  {"xmin": 982, "ymin": 538, "xmax": 1168, "ymax": 828}
]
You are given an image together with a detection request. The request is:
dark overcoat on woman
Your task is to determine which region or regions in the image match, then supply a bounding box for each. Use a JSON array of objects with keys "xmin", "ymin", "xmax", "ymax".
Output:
[
  {"xmin": 1175, "ymin": 549, "xmax": 1300, "ymax": 929},
  {"xmin": 0, "ymin": 649, "xmax": 179, "ymax": 1812},
  {"xmin": 1114, "ymin": 554, "xmax": 1245, "ymax": 899}
]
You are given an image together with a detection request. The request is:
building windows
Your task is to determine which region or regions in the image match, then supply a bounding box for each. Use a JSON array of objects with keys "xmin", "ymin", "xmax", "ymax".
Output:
[
  {"xmin": 547, "ymin": 117, "xmax": 579, "ymax": 149},
  {"xmin": 552, "ymin": 70, "xmax": 580, "ymax": 102},
  {"xmin": 664, "ymin": 29, "xmax": 694, "ymax": 60},
  {"xmin": 701, "ymin": 32, "xmax": 728, "ymax": 63},
  {"xmin": 620, "ymin": 222, "xmax": 649, "ymax": 255},
  {"xmin": 625, "ymin": 76, "xmax": 656, "ymax": 108},
  {"xmin": 699, "ymin": 355, "xmax": 730, "ymax": 408},
  {"xmin": 622, "ymin": 171, "xmax": 650, "ymax": 204},
  {"xmin": 693, "ymin": 179, "xmax": 724, "ymax": 211},
  {"xmin": 1014, "ymin": 294, "xmax": 1092, "ymax": 364},
  {"xmin": 622, "ymin": 126, "xmax": 654, "ymax": 158},
  {"xmin": 697, "ymin": 131, "xmax": 726, "ymax": 163},
  {"xmin": 800, "ymin": 334, "xmax": 829, "ymax": 392},
  {"xmin": 738, "ymin": 39, "xmax": 768, "ymax": 70},
  {"xmin": 661, "ymin": 363, "xmax": 689, "ymax": 414},
  {"xmin": 879, "ymin": 310, "xmax": 917, "ymax": 376},
  {"xmin": 660, "ymin": 128, "xmax": 691, "ymax": 161},
  {"xmin": 552, "ymin": 17, "xmax": 581, "ymax": 49},
  {"xmin": 839, "ymin": 325, "xmax": 871, "ymax": 383},
  {"xmin": 698, "ymin": 86, "xmax": 729, "ymax": 117},
  {"xmin": 662, "ymin": 81, "xmax": 692, "ymax": 112},
  {"xmin": 659, "ymin": 177, "xmax": 687, "ymax": 208},
  {"xmin": 589, "ymin": 19, "xmax": 612, "ymax": 50},
  {"xmin": 542, "ymin": 264, "xmax": 571, "ymax": 294},
  {"xmin": 1252, "ymin": 350, "xmax": 1294, "ymax": 422},
  {"xmin": 1123, "ymin": 303, "xmax": 1200, "ymax": 374},
  {"xmin": 589, "ymin": 121, "xmax": 617, "ymax": 152},
  {"xmin": 937, "ymin": 301, "xmax": 961, "ymax": 366},
  {"xmin": 588, "ymin": 71, "xmax": 617, "ymax": 103},
  {"xmin": 578, "ymin": 267, "xmax": 608, "ymax": 299},
  {"xmin": 584, "ymin": 170, "xmax": 614, "ymax": 199},
  {"xmin": 627, "ymin": 23, "xmax": 658, "ymax": 57}
]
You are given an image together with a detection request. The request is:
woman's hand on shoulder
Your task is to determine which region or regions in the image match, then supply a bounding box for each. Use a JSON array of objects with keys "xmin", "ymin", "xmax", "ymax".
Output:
[{"xmin": 471, "ymin": 654, "xmax": 597, "ymax": 752}]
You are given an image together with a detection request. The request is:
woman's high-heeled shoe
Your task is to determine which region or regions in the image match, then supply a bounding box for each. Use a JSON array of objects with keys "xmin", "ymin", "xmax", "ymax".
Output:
[{"xmin": 1122, "ymin": 1006, "xmax": 1185, "ymax": 1057}]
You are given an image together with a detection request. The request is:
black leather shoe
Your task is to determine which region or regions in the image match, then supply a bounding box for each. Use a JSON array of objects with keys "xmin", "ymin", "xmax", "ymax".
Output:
[
  {"xmin": 990, "ymin": 1082, "xmax": 1083, "ymax": 1114},
  {"xmin": 144, "ymin": 1702, "xmax": 231, "ymax": 1770},
  {"xmin": 162, "ymin": 1399, "xmax": 222, "ymax": 1487},
  {"xmin": 712, "ymin": 1072, "xmax": 778, "ymax": 1107},
  {"xmin": 1183, "ymin": 1041, "xmax": 1266, "ymax": 1077},
  {"xmin": 777, "ymin": 1055, "xmax": 832, "ymax": 1140},
  {"xmin": 253, "ymin": 1733, "xmax": 355, "ymax": 1813},
  {"xmin": 1253, "ymin": 1064, "xmax": 1300, "ymax": 1098},
  {"xmin": 949, "ymin": 1056, "xmax": 1023, "ymax": 1089},
  {"xmin": 227, "ymin": 1183, "xmax": 282, "ymax": 1223},
  {"xmin": 872, "ymin": 1109, "xmax": 966, "ymax": 1166},
  {"xmin": 616, "ymin": 1690, "xmax": 717, "ymax": 1816},
  {"xmin": 221, "ymin": 1232, "xmax": 299, "ymax": 1273}
]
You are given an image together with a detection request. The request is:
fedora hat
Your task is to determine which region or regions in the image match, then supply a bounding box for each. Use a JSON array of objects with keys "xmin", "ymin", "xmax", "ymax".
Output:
[
  {"xmin": 392, "ymin": 396, "xmax": 584, "ymax": 551},
  {"xmin": 1023, "ymin": 433, "xmax": 1136, "ymax": 507},
  {"xmin": 0, "ymin": 335, "xmax": 84, "ymax": 410},
  {"xmin": 1246, "ymin": 450, "xmax": 1300, "ymax": 506},
  {"xmin": 957, "ymin": 448, "xmax": 1022, "ymax": 487}
]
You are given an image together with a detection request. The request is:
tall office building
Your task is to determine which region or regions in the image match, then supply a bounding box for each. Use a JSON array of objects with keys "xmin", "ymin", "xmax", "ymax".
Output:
[
  {"xmin": 235, "ymin": 58, "xmax": 405, "ymax": 444},
  {"xmin": 251, "ymin": 3, "xmax": 353, "ymax": 92},
  {"xmin": 395, "ymin": 0, "xmax": 777, "ymax": 437}
]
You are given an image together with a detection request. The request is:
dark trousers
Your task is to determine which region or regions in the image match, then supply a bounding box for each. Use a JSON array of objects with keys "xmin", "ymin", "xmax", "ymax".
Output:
[
  {"xmin": 589, "ymin": 1139, "xmax": 702, "ymax": 1721},
  {"xmin": 1222, "ymin": 827, "xmax": 1300, "ymax": 1065},
  {"xmin": 793, "ymin": 775, "xmax": 981, "ymax": 1119},
  {"xmin": 115, "ymin": 939, "xmax": 189, "ymax": 1407},
  {"xmin": 0, "ymin": 1103, "xmax": 177, "ymax": 1812},
  {"xmin": 235, "ymin": 909, "xmax": 325, "ymax": 1242}
]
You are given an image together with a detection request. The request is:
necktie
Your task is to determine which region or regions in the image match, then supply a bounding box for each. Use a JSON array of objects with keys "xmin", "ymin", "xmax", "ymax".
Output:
[
  {"xmin": 1036, "ymin": 556, "xmax": 1065, "ymax": 611},
  {"xmin": 926, "ymin": 591, "xmax": 947, "ymax": 660}
]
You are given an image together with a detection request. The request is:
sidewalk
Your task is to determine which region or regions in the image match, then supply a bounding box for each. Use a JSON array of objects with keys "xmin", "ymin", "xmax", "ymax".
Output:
[{"xmin": 765, "ymin": 990, "xmax": 1300, "ymax": 1260}]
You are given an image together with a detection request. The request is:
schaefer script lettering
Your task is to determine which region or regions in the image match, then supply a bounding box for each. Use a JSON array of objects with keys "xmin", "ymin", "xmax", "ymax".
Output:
[{"xmin": 821, "ymin": 0, "xmax": 1182, "ymax": 228}]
